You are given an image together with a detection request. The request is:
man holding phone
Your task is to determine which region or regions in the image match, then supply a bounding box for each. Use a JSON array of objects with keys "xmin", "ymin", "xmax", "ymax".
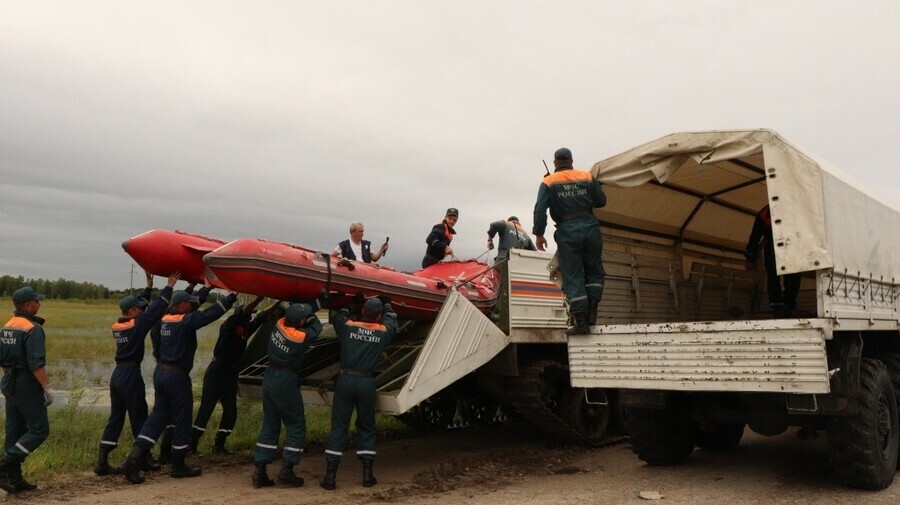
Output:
[{"xmin": 331, "ymin": 222, "xmax": 389, "ymax": 264}]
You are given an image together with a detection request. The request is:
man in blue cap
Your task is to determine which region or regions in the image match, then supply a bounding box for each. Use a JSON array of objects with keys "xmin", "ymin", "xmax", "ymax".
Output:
[
  {"xmin": 252, "ymin": 302, "xmax": 323, "ymax": 488},
  {"xmin": 94, "ymin": 271, "xmax": 180, "ymax": 476},
  {"xmin": 320, "ymin": 294, "xmax": 397, "ymax": 491},
  {"xmin": 190, "ymin": 296, "xmax": 277, "ymax": 456},
  {"xmin": 487, "ymin": 216, "xmax": 537, "ymax": 261},
  {"xmin": 0, "ymin": 286, "xmax": 51, "ymax": 493},
  {"xmin": 119, "ymin": 287, "xmax": 238, "ymax": 484},
  {"xmin": 533, "ymin": 147, "xmax": 607, "ymax": 335}
]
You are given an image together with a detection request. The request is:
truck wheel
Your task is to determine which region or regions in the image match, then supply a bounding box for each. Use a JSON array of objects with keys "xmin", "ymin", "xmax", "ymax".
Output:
[
  {"xmin": 459, "ymin": 396, "xmax": 499, "ymax": 425},
  {"xmin": 879, "ymin": 353, "xmax": 900, "ymax": 469},
  {"xmin": 827, "ymin": 358, "xmax": 899, "ymax": 490},
  {"xmin": 623, "ymin": 405, "xmax": 696, "ymax": 466},
  {"xmin": 560, "ymin": 388, "xmax": 610, "ymax": 443},
  {"xmin": 695, "ymin": 422, "xmax": 745, "ymax": 451}
]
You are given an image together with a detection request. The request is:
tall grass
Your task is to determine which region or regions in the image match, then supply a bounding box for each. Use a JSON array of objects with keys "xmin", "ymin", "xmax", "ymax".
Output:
[{"xmin": 0, "ymin": 298, "xmax": 410, "ymax": 483}]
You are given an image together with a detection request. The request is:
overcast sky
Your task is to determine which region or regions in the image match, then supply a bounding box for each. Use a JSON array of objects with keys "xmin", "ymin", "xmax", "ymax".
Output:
[{"xmin": 1, "ymin": 1, "xmax": 898, "ymax": 290}]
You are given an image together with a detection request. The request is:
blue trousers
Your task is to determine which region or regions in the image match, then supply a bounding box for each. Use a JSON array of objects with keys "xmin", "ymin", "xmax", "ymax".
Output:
[
  {"xmin": 324, "ymin": 375, "xmax": 377, "ymax": 464},
  {"xmin": 254, "ymin": 369, "xmax": 306, "ymax": 465},
  {"xmin": 1, "ymin": 371, "xmax": 49, "ymax": 459},
  {"xmin": 99, "ymin": 365, "xmax": 148, "ymax": 450},
  {"xmin": 193, "ymin": 361, "xmax": 238, "ymax": 437},
  {"xmin": 134, "ymin": 368, "xmax": 192, "ymax": 456},
  {"xmin": 555, "ymin": 218, "xmax": 605, "ymax": 314}
]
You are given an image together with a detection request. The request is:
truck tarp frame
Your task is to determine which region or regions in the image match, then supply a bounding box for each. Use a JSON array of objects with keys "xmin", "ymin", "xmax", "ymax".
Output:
[{"xmin": 590, "ymin": 129, "xmax": 900, "ymax": 280}]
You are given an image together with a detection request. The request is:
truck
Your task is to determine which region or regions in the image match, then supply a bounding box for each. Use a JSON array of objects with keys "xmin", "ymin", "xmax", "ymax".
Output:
[{"xmin": 564, "ymin": 129, "xmax": 900, "ymax": 490}]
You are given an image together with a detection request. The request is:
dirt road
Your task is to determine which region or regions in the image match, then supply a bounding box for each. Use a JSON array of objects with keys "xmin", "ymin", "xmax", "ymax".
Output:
[{"xmin": 12, "ymin": 422, "xmax": 900, "ymax": 504}]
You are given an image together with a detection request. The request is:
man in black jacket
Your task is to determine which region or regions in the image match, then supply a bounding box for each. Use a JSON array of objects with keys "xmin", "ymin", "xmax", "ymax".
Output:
[{"xmin": 422, "ymin": 208, "xmax": 458, "ymax": 268}]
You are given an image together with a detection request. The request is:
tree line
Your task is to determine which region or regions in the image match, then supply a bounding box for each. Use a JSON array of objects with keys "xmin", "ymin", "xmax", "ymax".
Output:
[{"xmin": 0, "ymin": 275, "xmax": 112, "ymax": 300}]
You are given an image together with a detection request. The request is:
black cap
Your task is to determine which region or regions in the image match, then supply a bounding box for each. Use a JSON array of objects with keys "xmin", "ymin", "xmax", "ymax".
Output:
[
  {"xmin": 507, "ymin": 216, "xmax": 519, "ymax": 223},
  {"xmin": 554, "ymin": 147, "xmax": 572, "ymax": 160},
  {"xmin": 119, "ymin": 295, "xmax": 149, "ymax": 312},
  {"xmin": 445, "ymin": 207, "xmax": 459, "ymax": 217},
  {"xmin": 363, "ymin": 297, "xmax": 384, "ymax": 317},
  {"xmin": 285, "ymin": 303, "xmax": 314, "ymax": 325},
  {"xmin": 171, "ymin": 290, "xmax": 200, "ymax": 305},
  {"xmin": 12, "ymin": 286, "xmax": 45, "ymax": 304}
]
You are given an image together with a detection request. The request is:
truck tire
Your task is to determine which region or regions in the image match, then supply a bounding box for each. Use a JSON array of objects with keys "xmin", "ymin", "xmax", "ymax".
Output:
[
  {"xmin": 882, "ymin": 353, "xmax": 900, "ymax": 469},
  {"xmin": 695, "ymin": 422, "xmax": 745, "ymax": 452},
  {"xmin": 623, "ymin": 406, "xmax": 696, "ymax": 466},
  {"xmin": 827, "ymin": 358, "xmax": 899, "ymax": 490}
]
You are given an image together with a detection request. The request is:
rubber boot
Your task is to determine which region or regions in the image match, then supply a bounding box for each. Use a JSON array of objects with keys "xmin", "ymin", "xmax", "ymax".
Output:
[
  {"xmin": 188, "ymin": 427, "xmax": 203, "ymax": 457},
  {"xmin": 319, "ymin": 461, "xmax": 338, "ymax": 491},
  {"xmin": 278, "ymin": 462, "xmax": 304, "ymax": 487},
  {"xmin": 362, "ymin": 460, "xmax": 377, "ymax": 488},
  {"xmin": 586, "ymin": 297, "xmax": 599, "ymax": 326},
  {"xmin": 169, "ymin": 455, "xmax": 202, "ymax": 478},
  {"xmin": 140, "ymin": 453, "xmax": 161, "ymax": 472},
  {"xmin": 213, "ymin": 432, "xmax": 232, "ymax": 455},
  {"xmin": 252, "ymin": 462, "xmax": 275, "ymax": 488},
  {"xmin": 0, "ymin": 453, "xmax": 18, "ymax": 493},
  {"xmin": 94, "ymin": 445, "xmax": 119, "ymax": 476},
  {"xmin": 158, "ymin": 427, "xmax": 173, "ymax": 465},
  {"xmin": 771, "ymin": 303, "xmax": 785, "ymax": 318},
  {"xmin": 120, "ymin": 446, "xmax": 147, "ymax": 485},
  {"xmin": 565, "ymin": 313, "xmax": 590, "ymax": 336},
  {"xmin": 9, "ymin": 461, "xmax": 37, "ymax": 492}
]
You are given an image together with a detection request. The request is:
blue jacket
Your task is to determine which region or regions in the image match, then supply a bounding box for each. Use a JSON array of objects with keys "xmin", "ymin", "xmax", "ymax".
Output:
[
  {"xmin": 112, "ymin": 285, "xmax": 172, "ymax": 364},
  {"xmin": 158, "ymin": 294, "xmax": 236, "ymax": 373},
  {"xmin": 533, "ymin": 168, "xmax": 606, "ymax": 236},
  {"xmin": 331, "ymin": 303, "xmax": 397, "ymax": 375}
]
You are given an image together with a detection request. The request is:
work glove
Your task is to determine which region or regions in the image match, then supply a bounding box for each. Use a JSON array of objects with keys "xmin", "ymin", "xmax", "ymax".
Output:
[
  {"xmin": 43, "ymin": 387, "xmax": 55, "ymax": 407},
  {"xmin": 352, "ymin": 293, "xmax": 366, "ymax": 305}
]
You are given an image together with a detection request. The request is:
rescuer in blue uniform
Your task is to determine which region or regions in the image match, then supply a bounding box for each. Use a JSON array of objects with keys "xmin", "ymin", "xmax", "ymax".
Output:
[
  {"xmin": 153, "ymin": 282, "xmax": 209, "ymax": 464},
  {"xmin": 119, "ymin": 289, "xmax": 237, "ymax": 484},
  {"xmin": 320, "ymin": 295, "xmax": 397, "ymax": 491},
  {"xmin": 422, "ymin": 208, "xmax": 458, "ymax": 268},
  {"xmin": 252, "ymin": 302, "xmax": 323, "ymax": 488},
  {"xmin": 0, "ymin": 287, "xmax": 52, "ymax": 494},
  {"xmin": 94, "ymin": 272, "xmax": 179, "ymax": 476},
  {"xmin": 533, "ymin": 147, "xmax": 607, "ymax": 335},
  {"xmin": 190, "ymin": 296, "xmax": 275, "ymax": 455}
]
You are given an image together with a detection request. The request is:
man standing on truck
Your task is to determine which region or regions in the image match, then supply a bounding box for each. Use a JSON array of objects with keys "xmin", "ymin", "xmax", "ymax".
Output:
[
  {"xmin": 95, "ymin": 271, "xmax": 179, "ymax": 476},
  {"xmin": 487, "ymin": 216, "xmax": 537, "ymax": 262},
  {"xmin": 422, "ymin": 208, "xmax": 459, "ymax": 268},
  {"xmin": 0, "ymin": 286, "xmax": 52, "ymax": 494},
  {"xmin": 320, "ymin": 294, "xmax": 397, "ymax": 491},
  {"xmin": 533, "ymin": 147, "xmax": 607, "ymax": 335},
  {"xmin": 252, "ymin": 302, "xmax": 323, "ymax": 489},
  {"xmin": 744, "ymin": 204, "xmax": 802, "ymax": 317}
]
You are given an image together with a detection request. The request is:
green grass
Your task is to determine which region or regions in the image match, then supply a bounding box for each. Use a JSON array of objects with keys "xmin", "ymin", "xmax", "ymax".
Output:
[{"xmin": 0, "ymin": 298, "xmax": 410, "ymax": 484}]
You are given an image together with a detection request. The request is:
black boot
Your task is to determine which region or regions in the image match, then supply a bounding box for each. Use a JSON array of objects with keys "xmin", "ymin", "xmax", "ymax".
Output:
[
  {"xmin": 169, "ymin": 455, "xmax": 202, "ymax": 478},
  {"xmin": 319, "ymin": 461, "xmax": 338, "ymax": 491},
  {"xmin": 119, "ymin": 446, "xmax": 147, "ymax": 485},
  {"xmin": 362, "ymin": 460, "xmax": 377, "ymax": 488},
  {"xmin": 94, "ymin": 445, "xmax": 120, "ymax": 476},
  {"xmin": 0, "ymin": 452, "xmax": 17, "ymax": 492},
  {"xmin": 278, "ymin": 462, "xmax": 304, "ymax": 487},
  {"xmin": 252, "ymin": 462, "xmax": 275, "ymax": 488},
  {"xmin": 213, "ymin": 432, "xmax": 232, "ymax": 455},
  {"xmin": 140, "ymin": 453, "xmax": 161, "ymax": 472},
  {"xmin": 9, "ymin": 460, "xmax": 37, "ymax": 492},
  {"xmin": 188, "ymin": 427, "xmax": 203, "ymax": 457},
  {"xmin": 565, "ymin": 312, "xmax": 590, "ymax": 336},
  {"xmin": 158, "ymin": 427, "xmax": 173, "ymax": 465},
  {"xmin": 586, "ymin": 297, "xmax": 599, "ymax": 326}
]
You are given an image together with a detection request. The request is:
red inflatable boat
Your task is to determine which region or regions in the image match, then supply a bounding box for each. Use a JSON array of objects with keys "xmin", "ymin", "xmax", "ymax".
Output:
[
  {"xmin": 204, "ymin": 238, "xmax": 500, "ymax": 321},
  {"xmin": 122, "ymin": 229, "xmax": 226, "ymax": 285}
]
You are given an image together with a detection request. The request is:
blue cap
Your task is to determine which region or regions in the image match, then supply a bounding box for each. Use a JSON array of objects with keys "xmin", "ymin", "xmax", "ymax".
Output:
[
  {"xmin": 171, "ymin": 290, "xmax": 200, "ymax": 305},
  {"xmin": 285, "ymin": 303, "xmax": 314, "ymax": 325},
  {"xmin": 13, "ymin": 286, "xmax": 45, "ymax": 304},
  {"xmin": 363, "ymin": 297, "xmax": 383, "ymax": 317},
  {"xmin": 119, "ymin": 295, "xmax": 149, "ymax": 312},
  {"xmin": 554, "ymin": 147, "xmax": 572, "ymax": 160}
]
